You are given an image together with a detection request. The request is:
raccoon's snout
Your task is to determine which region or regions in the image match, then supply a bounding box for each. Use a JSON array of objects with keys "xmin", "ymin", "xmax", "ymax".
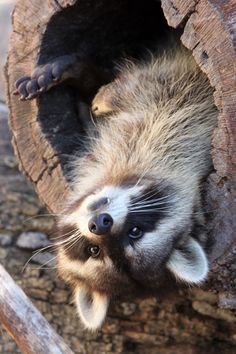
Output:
[
  {"xmin": 88, "ymin": 197, "xmax": 110, "ymax": 211},
  {"xmin": 88, "ymin": 213, "xmax": 113, "ymax": 235}
]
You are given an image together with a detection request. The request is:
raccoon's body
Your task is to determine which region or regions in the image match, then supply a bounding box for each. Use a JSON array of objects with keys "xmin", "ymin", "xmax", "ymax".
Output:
[{"xmin": 15, "ymin": 45, "xmax": 217, "ymax": 330}]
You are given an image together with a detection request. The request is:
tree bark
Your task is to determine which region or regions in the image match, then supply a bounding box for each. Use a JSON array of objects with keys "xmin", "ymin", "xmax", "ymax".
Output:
[{"xmin": 161, "ymin": 0, "xmax": 236, "ymax": 302}]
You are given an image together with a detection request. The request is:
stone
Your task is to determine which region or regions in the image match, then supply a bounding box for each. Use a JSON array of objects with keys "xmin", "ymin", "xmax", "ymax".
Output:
[
  {"xmin": 16, "ymin": 232, "xmax": 50, "ymax": 250},
  {"xmin": 21, "ymin": 201, "xmax": 41, "ymax": 216},
  {"xmin": 25, "ymin": 217, "xmax": 54, "ymax": 233},
  {"xmin": 0, "ymin": 248, "xmax": 8, "ymax": 260},
  {"xmin": 3, "ymin": 155, "xmax": 18, "ymax": 169},
  {"xmin": 26, "ymin": 288, "xmax": 50, "ymax": 301},
  {"xmin": 51, "ymin": 290, "xmax": 69, "ymax": 304},
  {"xmin": 120, "ymin": 302, "xmax": 137, "ymax": 316},
  {"xmin": 31, "ymin": 251, "xmax": 56, "ymax": 267},
  {"xmin": 0, "ymin": 233, "xmax": 13, "ymax": 246}
]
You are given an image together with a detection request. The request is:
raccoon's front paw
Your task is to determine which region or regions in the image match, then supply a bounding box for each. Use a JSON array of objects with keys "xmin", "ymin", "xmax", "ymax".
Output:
[
  {"xmin": 92, "ymin": 84, "xmax": 115, "ymax": 117},
  {"xmin": 14, "ymin": 55, "xmax": 77, "ymax": 100}
]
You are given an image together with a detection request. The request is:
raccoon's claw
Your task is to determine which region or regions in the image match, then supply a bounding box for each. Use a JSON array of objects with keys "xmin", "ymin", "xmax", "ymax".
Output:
[
  {"xmin": 14, "ymin": 67, "xmax": 53, "ymax": 101},
  {"xmin": 14, "ymin": 55, "xmax": 77, "ymax": 100}
]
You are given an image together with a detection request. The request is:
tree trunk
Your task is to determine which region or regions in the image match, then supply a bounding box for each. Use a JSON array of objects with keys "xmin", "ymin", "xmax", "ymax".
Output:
[{"xmin": 5, "ymin": 0, "xmax": 236, "ymax": 353}]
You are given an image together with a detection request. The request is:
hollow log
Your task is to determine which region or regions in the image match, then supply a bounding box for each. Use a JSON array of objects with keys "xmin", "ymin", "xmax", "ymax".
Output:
[
  {"xmin": 5, "ymin": 0, "xmax": 236, "ymax": 352},
  {"xmin": 0, "ymin": 264, "xmax": 74, "ymax": 354},
  {"xmin": 160, "ymin": 0, "xmax": 236, "ymax": 297}
]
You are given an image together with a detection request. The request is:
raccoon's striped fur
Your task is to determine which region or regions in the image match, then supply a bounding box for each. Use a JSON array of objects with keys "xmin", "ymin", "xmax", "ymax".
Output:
[{"xmin": 56, "ymin": 46, "xmax": 217, "ymax": 330}]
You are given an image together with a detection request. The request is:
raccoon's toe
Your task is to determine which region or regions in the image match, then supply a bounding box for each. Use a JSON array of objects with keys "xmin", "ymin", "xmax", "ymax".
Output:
[
  {"xmin": 14, "ymin": 77, "xmax": 42, "ymax": 101},
  {"xmin": 14, "ymin": 65, "xmax": 55, "ymax": 100},
  {"xmin": 14, "ymin": 76, "xmax": 31, "ymax": 100},
  {"xmin": 14, "ymin": 55, "xmax": 77, "ymax": 100}
]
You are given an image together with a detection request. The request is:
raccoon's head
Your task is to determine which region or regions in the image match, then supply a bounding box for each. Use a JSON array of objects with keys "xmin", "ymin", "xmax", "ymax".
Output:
[{"xmin": 55, "ymin": 176, "xmax": 208, "ymax": 330}]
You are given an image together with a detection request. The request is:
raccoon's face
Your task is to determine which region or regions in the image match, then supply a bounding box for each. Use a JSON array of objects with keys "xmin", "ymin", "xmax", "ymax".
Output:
[{"xmin": 56, "ymin": 177, "xmax": 208, "ymax": 330}]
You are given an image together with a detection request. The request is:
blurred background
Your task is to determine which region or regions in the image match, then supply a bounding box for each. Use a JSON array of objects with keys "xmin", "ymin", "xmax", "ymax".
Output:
[{"xmin": 0, "ymin": 0, "xmax": 14, "ymax": 103}]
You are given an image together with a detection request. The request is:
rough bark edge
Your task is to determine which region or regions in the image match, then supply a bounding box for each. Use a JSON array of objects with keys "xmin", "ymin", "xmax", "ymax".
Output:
[
  {"xmin": 161, "ymin": 0, "xmax": 236, "ymax": 178},
  {"xmin": 5, "ymin": 0, "xmax": 70, "ymax": 214},
  {"xmin": 161, "ymin": 0, "xmax": 236, "ymax": 306}
]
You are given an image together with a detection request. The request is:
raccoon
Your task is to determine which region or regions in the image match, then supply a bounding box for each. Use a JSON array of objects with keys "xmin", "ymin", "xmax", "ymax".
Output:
[{"xmin": 15, "ymin": 45, "xmax": 217, "ymax": 330}]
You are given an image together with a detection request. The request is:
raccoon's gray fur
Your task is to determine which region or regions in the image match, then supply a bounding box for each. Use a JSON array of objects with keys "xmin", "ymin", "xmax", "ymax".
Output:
[
  {"xmin": 54, "ymin": 46, "xmax": 217, "ymax": 330},
  {"xmin": 15, "ymin": 44, "xmax": 217, "ymax": 330}
]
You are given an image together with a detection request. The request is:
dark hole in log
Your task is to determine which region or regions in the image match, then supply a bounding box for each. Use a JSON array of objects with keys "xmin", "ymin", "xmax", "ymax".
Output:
[{"xmin": 36, "ymin": 0, "xmax": 181, "ymax": 181}]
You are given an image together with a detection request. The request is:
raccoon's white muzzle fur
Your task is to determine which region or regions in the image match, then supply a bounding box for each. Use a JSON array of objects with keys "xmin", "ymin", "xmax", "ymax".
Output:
[{"xmin": 55, "ymin": 46, "xmax": 217, "ymax": 330}]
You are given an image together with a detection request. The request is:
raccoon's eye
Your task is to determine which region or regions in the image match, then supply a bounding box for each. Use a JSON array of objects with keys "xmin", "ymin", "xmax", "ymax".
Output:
[
  {"xmin": 88, "ymin": 245, "xmax": 100, "ymax": 258},
  {"xmin": 129, "ymin": 227, "xmax": 143, "ymax": 239}
]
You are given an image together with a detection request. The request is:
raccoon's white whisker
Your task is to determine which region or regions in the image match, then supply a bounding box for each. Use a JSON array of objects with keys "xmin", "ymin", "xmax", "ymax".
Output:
[
  {"xmin": 130, "ymin": 200, "xmax": 171, "ymax": 208},
  {"xmin": 129, "ymin": 205, "xmax": 171, "ymax": 211},
  {"xmin": 61, "ymin": 231, "xmax": 85, "ymax": 253},
  {"xmin": 50, "ymin": 234, "xmax": 76, "ymax": 241},
  {"xmin": 23, "ymin": 231, "xmax": 83, "ymax": 272},
  {"xmin": 140, "ymin": 190, "xmax": 177, "ymax": 202},
  {"xmin": 50, "ymin": 228, "xmax": 79, "ymax": 241},
  {"xmin": 130, "ymin": 186, "xmax": 176, "ymax": 205},
  {"xmin": 59, "ymin": 230, "xmax": 83, "ymax": 247},
  {"xmin": 23, "ymin": 213, "xmax": 68, "ymax": 224},
  {"xmin": 22, "ymin": 244, "xmax": 55, "ymax": 272},
  {"xmin": 51, "ymin": 234, "xmax": 79, "ymax": 245},
  {"xmin": 128, "ymin": 209, "xmax": 170, "ymax": 213},
  {"xmin": 35, "ymin": 255, "xmax": 58, "ymax": 270},
  {"xmin": 129, "ymin": 201, "xmax": 171, "ymax": 209},
  {"xmin": 130, "ymin": 195, "xmax": 175, "ymax": 208},
  {"xmin": 130, "ymin": 189, "xmax": 160, "ymax": 204},
  {"xmin": 130, "ymin": 199, "xmax": 173, "ymax": 207},
  {"xmin": 30, "ymin": 266, "xmax": 58, "ymax": 270},
  {"xmin": 132, "ymin": 168, "xmax": 150, "ymax": 188},
  {"xmin": 130, "ymin": 203, "xmax": 172, "ymax": 210},
  {"xmin": 54, "ymin": 232, "xmax": 83, "ymax": 249},
  {"xmin": 129, "ymin": 202, "xmax": 172, "ymax": 210},
  {"xmin": 131, "ymin": 198, "xmax": 172, "ymax": 207},
  {"xmin": 63, "ymin": 238, "xmax": 81, "ymax": 253},
  {"xmin": 53, "ymin": 227, "xmax": 82, "ymax": 241}
]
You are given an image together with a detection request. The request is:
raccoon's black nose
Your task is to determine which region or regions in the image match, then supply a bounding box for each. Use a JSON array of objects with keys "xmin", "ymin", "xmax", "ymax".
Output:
[{"xmin": 88, "ymin": 213, "xmax": 113, "ymax": 235}]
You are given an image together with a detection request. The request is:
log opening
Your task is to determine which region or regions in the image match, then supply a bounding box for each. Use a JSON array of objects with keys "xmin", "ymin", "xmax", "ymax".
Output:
[{"xmin": 37, "ymin": 0, "xmax": 175, "ymax": 177}]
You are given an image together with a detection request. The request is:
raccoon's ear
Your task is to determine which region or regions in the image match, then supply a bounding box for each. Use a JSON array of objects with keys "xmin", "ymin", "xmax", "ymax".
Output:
[
  {"xmin": 167, "ymin": 237, "xmax": 208, "ymax": 284},
  {"xmin": 74, "ymin": 286, "xmax": 109, "ymax": 330}
]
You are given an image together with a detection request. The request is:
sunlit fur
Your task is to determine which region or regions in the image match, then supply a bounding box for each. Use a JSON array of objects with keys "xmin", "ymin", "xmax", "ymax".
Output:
[{"xmin": 55, "ymin": 45, "xmax": 217, "ymax": 330}]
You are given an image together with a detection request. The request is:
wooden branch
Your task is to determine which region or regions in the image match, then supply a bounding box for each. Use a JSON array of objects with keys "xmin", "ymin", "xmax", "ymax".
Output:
[{"xmin": 0, "ymin": 264, "xmax": 74, "ymax": 354}]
